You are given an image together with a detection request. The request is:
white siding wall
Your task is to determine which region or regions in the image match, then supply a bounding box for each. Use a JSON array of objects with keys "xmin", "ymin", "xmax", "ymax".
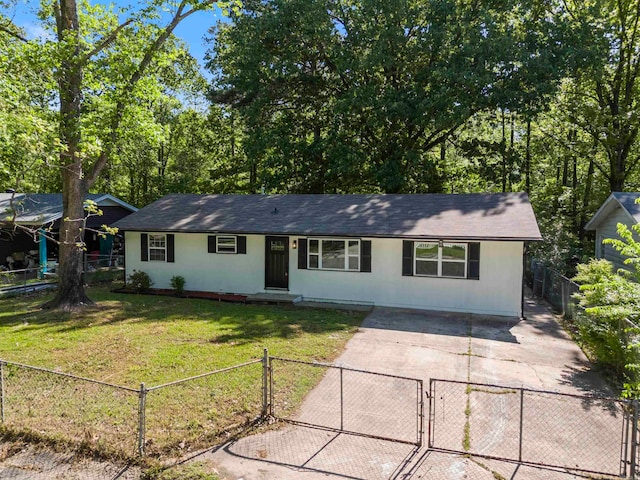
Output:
[
  {"xmin": 291, "ymin": 238, "xmax": 523, "ymax": 317},
  {"xmin": 124, "ymin": 232, "xmax": 524, "ymax": 317},
  {"xmin": 125, "ymin": 232, "xmax": 265, "ymax": 294},
  {"xmin": 595, "ymin": 206, "xmax": 636, "ymax": 273}
]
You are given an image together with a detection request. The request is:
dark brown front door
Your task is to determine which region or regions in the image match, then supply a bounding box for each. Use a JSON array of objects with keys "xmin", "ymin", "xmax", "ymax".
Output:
[{"xmin": 265, "ymin": 236, "xmax": 289, "ymax": 289}]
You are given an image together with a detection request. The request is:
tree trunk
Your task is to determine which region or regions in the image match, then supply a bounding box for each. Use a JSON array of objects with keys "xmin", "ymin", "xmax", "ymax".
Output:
[
  {"xmin": 43, "ymin": 0, "xmax": 92, "ymax": 309},
  {"xmin": 45, "ymin": 169, "xmax": 92, "ymax": 309},
  {"xmin": 501, "ymin": 109, "xmax": 507, "ymax": 192},
  {"xmin": 578, "ymin": 145, "xmax": 596, "ymax": 244},
  {"xmin": 525, "ymin": 118, "xmax": 531, "ymax": 194},
  {"xmin": 608, "ymin": 147, "xmax": 627, "ymax": 192}
]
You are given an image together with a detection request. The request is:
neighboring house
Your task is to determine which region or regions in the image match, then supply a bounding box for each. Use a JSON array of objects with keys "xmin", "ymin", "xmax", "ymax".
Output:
[
  {"xmin": 0, "ymin": 192, "xmax": 137, "ymax": 270},
  {"xmin": 114, "ymin": 193, "xmax": 541, "ymax": 317},
  {"xmin": 585, "ymin": 192, "xmax": 640, "ymax": 273}
]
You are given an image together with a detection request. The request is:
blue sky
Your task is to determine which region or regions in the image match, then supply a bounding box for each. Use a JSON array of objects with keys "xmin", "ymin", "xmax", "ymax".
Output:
[{"xmin": 8, "ymin": 1, "xmax": 225, "ymax": 76}]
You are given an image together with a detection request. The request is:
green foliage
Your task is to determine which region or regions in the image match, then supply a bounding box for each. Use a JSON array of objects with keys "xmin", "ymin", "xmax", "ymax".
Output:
[
  {"xmin": 210, "ymin": 0, "xmax": 576, "ymax": 194},
  {"xmin": 170, "ymin": 275, "xmax": 186, "ymax": 295},
  {"xmin": 573, "ymin": 241, "xmax": 640, "ymax": 397},
  {"xmin": 604, "ymin": 223, "xmax": 640, "ymax": 282},
  {"xmin": 127, "ymin": 270, "xmax": 153, "ymax": 293}
]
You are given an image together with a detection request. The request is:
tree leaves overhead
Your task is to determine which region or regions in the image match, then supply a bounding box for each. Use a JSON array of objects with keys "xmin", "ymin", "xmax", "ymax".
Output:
[
  {"xmin": 560, "ymin": 0, "xmax": 640, "ymax": 191},
  {"xmin": 209, "ymin": 0, "xmax": 575, "ymax": 193}
]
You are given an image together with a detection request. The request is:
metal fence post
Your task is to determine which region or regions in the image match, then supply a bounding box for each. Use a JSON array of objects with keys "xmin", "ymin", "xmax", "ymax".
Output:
[
  {"xmin": 428, "ymin": 379, "xmax": 435, "ymax": 448},
  {"xmin": 632, "ymin": 401, "xmax": 639, "ymax": 479},
  {"xmin": 269, "ymin": 357, "xmax": 274, "ymax": 418},
  {"xmin": 631, "ymin": 400, "xmax": 638, "ymax": 480},
  {"xmin": 417, "ymin": 379, "xmax": 424, "ymax": 446},
  {"xmin": 137, "ymin": 383, "xmax": 147, "ymax": 456},
  {"xmin": 262, "ymin": 348, "xmax": 269, "ymax": 417},
  {"xmin": 0, "ymin": 361, "xmax": 5, "ymax": 423},
  {"xmin": 519, "ymin": 388, "xmax": 524, "ymax": 462},
  {"xmin": 340, "ymin": 366, "xmax": 344, "ymax": 431}
]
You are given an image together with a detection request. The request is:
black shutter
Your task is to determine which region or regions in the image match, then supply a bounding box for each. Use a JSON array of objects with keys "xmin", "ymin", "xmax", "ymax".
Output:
[
  {"xmin": 237, "ymin": 236, "xmax": 247, "ymax": 254},
  {"xmin": 166, "ymin": 234, "xmax": 175, "ymax": 263},
  {"xmin": 468, "ymin": 242, "xmax": 480, "ymax": 280},
  {"xmin": 140, "ymin": 233, "xmax": 148, "ymax": 261},
  {"xmin": 402, "ymin": 240, "xmax": 414, "ymax": 276},
  {"xmin": 360, "ymin": 240, "xmax": 372, "ymax": 272},
  {"xmin": 298, "ymin": 238, "xmax": 307, "ymax": 269},
  {"xmin": 208, "ymin": 236, "xmax": 216, "ymax": 253}
]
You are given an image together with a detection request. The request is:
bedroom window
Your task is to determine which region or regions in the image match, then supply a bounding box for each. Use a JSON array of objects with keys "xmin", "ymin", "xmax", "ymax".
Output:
[
  {"xmin": 217, "ymin": 236, "xmax": 237, "ymax": 254},
  {"xmin": 148, "ymin": 234, "xmax": 166, "ymax": 261},
  {"xmin": 308, "ymin": 238, "xmax": 360, "ymax": 271},
  {"xmin": 414, "ymin": 242, "xmax": 467, "ymax": 278}
]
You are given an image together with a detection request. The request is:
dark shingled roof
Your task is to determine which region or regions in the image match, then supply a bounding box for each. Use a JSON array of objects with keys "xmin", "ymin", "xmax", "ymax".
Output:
[
  {"xmin": 584, "ymin": 192, "xmax": 640, "ymax": 230},
  {"xmin": 114, "ymin": 193, "xmax": 541, "ymax": 241},
  {"xmin": 613, "ymin": 192, "xmax": 640, "ymax": 223}
]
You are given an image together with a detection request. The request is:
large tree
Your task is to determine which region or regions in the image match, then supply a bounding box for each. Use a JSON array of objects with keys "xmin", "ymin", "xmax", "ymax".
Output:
[
  {"xmin": 561, "ymin": 0, "xmax": 640, "ymax": 192},
  {"xmin": 209, "ymin": 0, "xmax": 578, "ymax": 193},
  {"xmin": 1, "ymin": 0, "xmax": 219, "ymax": 309}
]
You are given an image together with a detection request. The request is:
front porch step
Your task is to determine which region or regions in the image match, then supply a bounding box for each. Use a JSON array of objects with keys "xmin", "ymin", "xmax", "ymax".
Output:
[{"xmin": 245, "ymin": 293, "xmax": 302, "ymax": 304}]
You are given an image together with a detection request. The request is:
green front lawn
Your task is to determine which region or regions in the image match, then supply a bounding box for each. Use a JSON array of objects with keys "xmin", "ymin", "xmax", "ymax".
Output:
[
  {"xmin": 0, "ymin": 287, "xmax": 363, "ymax": 385},
  {"xmin": 0, "ymin": 287, "xmax": 365, "ymax": 457}
]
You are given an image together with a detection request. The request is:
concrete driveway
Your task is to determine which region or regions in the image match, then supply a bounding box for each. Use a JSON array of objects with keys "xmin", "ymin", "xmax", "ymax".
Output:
[{"xmin": 200, "ymin": 291, "xmax": 619, "ymax": 480}]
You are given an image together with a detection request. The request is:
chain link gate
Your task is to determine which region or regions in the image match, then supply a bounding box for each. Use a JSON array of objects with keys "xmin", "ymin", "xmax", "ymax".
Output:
[
  {"xmin": 428, "ymin": 378, "xmax": 632, "ymax": 478},
  {"xmin": 269, "ymin": 357, "xmax": 424, "ymax": 446}
]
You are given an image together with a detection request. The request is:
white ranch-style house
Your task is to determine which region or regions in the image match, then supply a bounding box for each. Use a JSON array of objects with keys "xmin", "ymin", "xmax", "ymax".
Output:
[{"xmin": 114, "ymin": 193, "xmax": 541, "ymax": 317}]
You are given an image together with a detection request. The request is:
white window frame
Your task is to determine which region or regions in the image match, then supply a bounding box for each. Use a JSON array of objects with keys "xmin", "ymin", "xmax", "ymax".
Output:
[
  {"xmin": 216, "ymin": 235, "xmax": 237, "ymax": 254},
  {"xmin": 414, "ymin": 242, "xmax": 467, "ymax": 278},
  {"xmin": 148, "ymin": 234, "xmax": 166, "ymax": 262},
  {"xmin": 308, "ymin": 238, "xmax": 360, "ymax": 271}
]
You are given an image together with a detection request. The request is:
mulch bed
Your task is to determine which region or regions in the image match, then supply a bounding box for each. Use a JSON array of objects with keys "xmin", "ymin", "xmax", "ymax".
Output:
[{"xmin": 112, "ymin": 287, "xmax": 248, "ymax": 303}]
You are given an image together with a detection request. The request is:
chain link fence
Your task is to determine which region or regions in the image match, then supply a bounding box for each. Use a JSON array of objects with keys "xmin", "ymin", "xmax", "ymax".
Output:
[
  {"xmin": 0, "ymin": 255, "xmax": 124, "ymax": 297},
  {"xmin": 143, "ymin": 360, "xmax": 264, "ymax": 456},
  {"xmin": 269, "ymin": 357, "xmax": 424, "ymax": 445},
  {"xmin": 526, "ymin": 258, "xmax": 580, "ymax": 319},
  {"xmin": 0, "ymin": 357, "xmax": 267, "ymax": 459},
  {"xmin": 0, "ymin": 360, "xmax": 140, "ymax": 456},
  {"xmin": 429, "ymin": 378, "xmax": 631, "ymax": 478},
  {"xmin": 5, "ymin": 355, "xmax": 640, "ymax": 478}
]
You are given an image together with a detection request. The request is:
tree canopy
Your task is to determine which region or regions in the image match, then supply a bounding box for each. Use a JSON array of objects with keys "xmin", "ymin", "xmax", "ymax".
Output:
[
  {"xmin": 209, "ymin": 0, "xmax": 582, "ymax": 193},
  {"xmin": 3, "ymin": 0, "xmax": 640, "ymax": 307}
]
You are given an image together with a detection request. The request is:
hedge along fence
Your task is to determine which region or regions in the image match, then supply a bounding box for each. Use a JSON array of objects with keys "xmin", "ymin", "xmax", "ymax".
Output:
[{"xmin": 0, "ymin": 351, "xmax": 269, "ymax": 458}]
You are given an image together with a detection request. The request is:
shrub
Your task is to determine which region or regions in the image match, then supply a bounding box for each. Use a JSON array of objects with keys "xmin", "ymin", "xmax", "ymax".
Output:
[
  {"xmin": 170, "ymin": 275, "xmax": 186, "ymax": 296},
  {"xmin": 573, "ymin": 218, "xmax": 640, "ymax": 397},
  {"xmin": 128, "ymin": 270, "xmax": 153, "ymax": 293}
]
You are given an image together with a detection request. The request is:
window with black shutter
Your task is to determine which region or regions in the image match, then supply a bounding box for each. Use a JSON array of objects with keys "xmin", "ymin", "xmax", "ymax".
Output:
[
  {"xmin": 297, "ymin": 238, "xmax": 370, "ymax": 272},
  {"xmin": 403, "ymin": 240, "xmax": 480, "ymax": 279},
  {"xmin": 207, "ymin": 235, "xmax": 247, "ymax": 254}
]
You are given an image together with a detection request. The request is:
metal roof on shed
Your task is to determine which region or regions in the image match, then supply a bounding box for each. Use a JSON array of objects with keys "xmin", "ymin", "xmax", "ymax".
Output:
[{"xmin": 0, "ymin": 193, "xmax": 137, "ymax": 225}]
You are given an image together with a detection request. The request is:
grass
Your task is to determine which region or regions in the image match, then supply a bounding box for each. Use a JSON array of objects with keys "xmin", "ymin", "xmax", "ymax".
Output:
[{"xmin": 0, "ymin": 286, "xmax": 365, "ymax": 458}]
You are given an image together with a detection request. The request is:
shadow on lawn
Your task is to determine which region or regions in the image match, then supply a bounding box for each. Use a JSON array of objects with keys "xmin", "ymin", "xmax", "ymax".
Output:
[{"xmin": 0, "ymin": 290, "xmax": 364, "ymax": 343}]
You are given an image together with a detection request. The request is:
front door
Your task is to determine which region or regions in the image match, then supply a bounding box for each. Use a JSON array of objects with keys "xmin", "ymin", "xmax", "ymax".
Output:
[{"xmin": 265, "ymin": 236, "xmax": 289, "ymax": 289}]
